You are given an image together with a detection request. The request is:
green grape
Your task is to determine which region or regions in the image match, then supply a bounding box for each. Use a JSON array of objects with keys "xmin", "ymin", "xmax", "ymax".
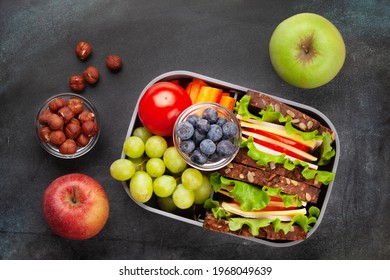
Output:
[
  {"xmin": 181, "ymin": 168, "xmax": 203, "ymax": 191},
  {"xmin": 157, "ymin": 196, "xmax": 177, "ymax": 212},
  {"xmin": 163, "ymin": 147, "xmax": 187, "ymax": 174},
  {"xmin": 132, "ymin": 126, "xmax": 152, "ymax": 143},
  {"xmin": 110, "ymin": 159, "xmax": 135, "ymax": 181},
  {"xmin": 194, "ymin": 175, "xmax": 212, "ymax": 204},
  {"xmin": 153, "ymin": 175, "xmax": 177, "ymax": 197},
  {"xmin": 123, "ymin": 136, "xmax": 144, "ymax": 158},
  {"xmin": 145, "ymin": 158, "xmax": 166, "ymax": 178},
  {"xmin": 145, "ymin": 135, "xmax": 168, "ymax": 158},
  {"xmin": 130, "ymin": 156, "xmax": 147, "ymax": 171},
  {"xmin": 172, "ymin": 183, "xmax": 195, "ymax": 209},
  {"xmin": 129, "ymin": 171, "xmax": 153, "ymax": 203}
]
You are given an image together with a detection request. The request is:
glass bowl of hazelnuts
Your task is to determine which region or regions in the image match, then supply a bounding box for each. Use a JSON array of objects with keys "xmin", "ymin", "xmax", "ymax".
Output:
[{"xmin": 35, "ymin": 93, "xmax": 100, "ymax": 159}]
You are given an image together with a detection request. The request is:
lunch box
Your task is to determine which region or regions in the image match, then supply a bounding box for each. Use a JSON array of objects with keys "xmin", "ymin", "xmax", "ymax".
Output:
[{"xmin": 121, "ymin": 70, "xmax": 340, "ymax": 247}]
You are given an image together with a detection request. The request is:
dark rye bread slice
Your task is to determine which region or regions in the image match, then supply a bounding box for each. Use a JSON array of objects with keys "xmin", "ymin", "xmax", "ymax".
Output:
[
  {"xmin": 246, "ymin": 90, "xmax": 336, "ymax": 141},
  {"xmin": 218, "ymin": 162, "xmax": 320, "ymax": 203},
  {"xmin": 234, "ymin": 148, "xmax": 322, "ymax": 188},
  {"xmin": 203, "ymin": 213, "xmax": 307, "ymax": 240}
]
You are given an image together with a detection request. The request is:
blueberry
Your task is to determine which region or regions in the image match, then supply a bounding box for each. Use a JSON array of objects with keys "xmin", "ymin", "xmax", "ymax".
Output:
[
  {"xmin": 216, "ymin": 117, "xmax": 227, "ymax": 127},
  {"xmin": 180, "ymin": 140, "xmax": 195, "ymax": 154},
  {"xmin": 196, "ymin": 118, "xmax": 210, "ymax": 134},
  {"xmin": 192, "ymin": 129, "xmax": 206, "ymax": 145},
  {"xmin": 217, "ymin": 140, "xmax": 236, "ymax": 157},
  {"xmin": 191, "ymin": 149, "xmax": 208, "ymax": 165},
  {"xmin": 202, "ymin": 108, "xmax": 218, "ymax": 124},
  {"xmin": 222, "ymin": 122, "xmax": 238, "ymax": 139},
  {"xmin": 175, "ymin": 121, "xmax": 194, "ymax": 140},
  {"xmin": 187, "ymin": 114, "xmax": 201, "ymax": 126},
  {"xmin": 199, "ymin": 139, "xmax": 216, "ymax": 156},
  {"xmin": 209, "ymin": 152, "xmax": 222, "ymax": 162},
  {"xmin": 207, "ymin": 124, "xmax": 223, "ymax": 142}
]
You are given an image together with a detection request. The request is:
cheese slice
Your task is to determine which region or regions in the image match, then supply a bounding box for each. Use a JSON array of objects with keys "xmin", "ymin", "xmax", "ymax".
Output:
[
  {"xmin": 221, "ymin": 202, "xmax": 307, "ymax": 221},
  {"xmin": 237, "ymin": 117, "xmax": 322, "ymax": 150}
]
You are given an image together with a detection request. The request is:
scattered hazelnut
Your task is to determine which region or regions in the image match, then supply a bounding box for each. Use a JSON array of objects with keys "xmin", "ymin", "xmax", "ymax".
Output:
[
  {"xmin": 48, "ymin": 98, "xmax": 66, "ymax": 112},
  {"xmin": 81, "ymin": 120, "xmax": 99, "ymax": 137},
  {"xmin": 39, "ymin": 126, "xmax": 52, "ymax": 143},
  {"xmin": 83, "ymin": 66, "xmax": 99, "ymax": 85},
  {"xmin": 38, "ymin": 109, "xmax": 53, "ymax": 124},
  {"xmin": 58, "ymin": 106, "xmax": 75, "ymax": 124},
  {"xmin": 68, "ymin": 98, "xmax": 83, "ymax": 114},
  {"xmin": 59, "ymin": 139, "xmax": 77, "ymax": 154},
  {"xmin": 75, "ymin": 41, "xmax": 92, "ymax": 60},
  {"xmin": 78, "ymin": 109, "xmax": 95, "ymax": 123},
  {"xmin": 69, "ymin": 75, "xmax": 86, "ymax": 92},
  {"xmin": 49, "ymin": 130, "xmax": 66, "ymax": 146},
  {"xmin": 47, "ymin": 114, "xmax": 64, "ymax": 131},
  {"xmin": 106, "ymin": 55, "xmax": 122, "ymax": 71},
  {"xmin": 65, "ymin": 122, "xmax": 81, "ymax": 139},
  {"xmin": 76, "ymin": 133, "xmax": 90, "ymax": 147}
]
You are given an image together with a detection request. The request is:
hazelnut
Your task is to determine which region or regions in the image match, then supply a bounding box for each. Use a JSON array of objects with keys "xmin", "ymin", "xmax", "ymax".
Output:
[
  {"xmin": 69, "ymin": 118, "xmax": 80, "ymax": 126},
  {"xmin": 68, "ymin": 98, "xmax": 83, "ymax": 114},
  {"xmin": 39, "ymin": 126, "xmax": 52, "ymax": 143},
  {"xmin": 47, "ymin": 114, "xmax": 64, "ymax": 130},
  {"xmin": 48, "ymin": 98, "xmax": 66, "ymax": 112},
  {"xmin": 78, "ymin": 109, "xmax": 95, "ymax": 123},
  {"xmin": 49, "ymin": 130, "xmax": 66, "ymax": 146},
  {"xmin": 83, "ymin": 66, "xmax": 99, "ymax": 85},
  {"xmin": 58, "ymin": 106, "xmax": 75, "ymax": 123},
  {"xmin": 75, "ymin": 41, "xmax": 92, "ymax": 60},
  {"xmin": 106, "ymin": 55, "xmax": 122, "ymax": 71},
  {"xmin": 59, "ymin": 139, "xmax": 77, "ymax": 154},
  {"xmin": 76, "ymin": 133, "xmax": 90, "ymax": 147},
  {"xmin": 81, "ymin": 120, "xmax": 99, "ymax": 137},
  {"xmin": 69, "ymin": 75, "xmax": 85, "ymax": 92},
  {"xmin": 65, "ymin": 122, "xmax": 81, "ymax": 139},
  {"xmin": 38, "ymin": 109, "xmax": 53, "ymax": 124}
]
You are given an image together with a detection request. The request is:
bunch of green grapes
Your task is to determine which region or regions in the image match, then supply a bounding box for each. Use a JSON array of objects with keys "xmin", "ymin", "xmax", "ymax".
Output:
[{"xmin": 110, "ymin": 126, "xmax": 212, "ymax": 210}]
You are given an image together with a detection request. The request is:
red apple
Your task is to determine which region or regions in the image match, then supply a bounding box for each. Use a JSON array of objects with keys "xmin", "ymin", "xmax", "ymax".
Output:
[{"xmin": 42, "ymin": 173, "xmax": 110, "ymax": 240}]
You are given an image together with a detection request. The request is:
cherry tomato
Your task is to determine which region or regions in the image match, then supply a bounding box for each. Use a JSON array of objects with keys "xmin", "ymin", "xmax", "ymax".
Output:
[{"xmin": 138, "ymin": 82, "xmax": 192, "ymax": 136}]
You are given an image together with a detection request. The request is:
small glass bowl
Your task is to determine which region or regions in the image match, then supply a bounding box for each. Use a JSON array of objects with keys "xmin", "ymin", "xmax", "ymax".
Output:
[
  {"xmin": 35, "ymin": 93, "xmax": 100, "ymax": 159},
  {"xmin": 173, "ymin": 102, "xmax": 241, "ymax": 171}
]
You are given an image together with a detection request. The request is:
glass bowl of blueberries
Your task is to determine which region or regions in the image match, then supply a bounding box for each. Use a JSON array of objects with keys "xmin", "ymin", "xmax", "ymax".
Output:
[{"xmin": 173, "ymin": 102, "xmax": 241, "ymax": 171}]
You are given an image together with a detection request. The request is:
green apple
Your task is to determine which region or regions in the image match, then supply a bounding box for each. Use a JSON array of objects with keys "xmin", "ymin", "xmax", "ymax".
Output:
[{"xmin": 269, "ymin": 13, "xmax": 346, "ymax": 89}]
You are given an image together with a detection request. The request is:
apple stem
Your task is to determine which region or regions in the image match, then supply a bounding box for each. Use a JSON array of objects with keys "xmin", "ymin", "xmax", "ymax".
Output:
[
  {"xmin": 71, "ymin": 186, "xmax": 78, "ymax": 204},
  {"xmin": 301, "ymin": 44, "xmax": 310, "ymax": 54}
]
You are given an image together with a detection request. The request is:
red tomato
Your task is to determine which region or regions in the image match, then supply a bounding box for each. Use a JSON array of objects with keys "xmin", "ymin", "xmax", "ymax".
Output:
[
  {"xmin": 138, "ymin": 82, "xmax": 192, "ymax": 136},
  {"xmin": 252, "ymin": 136, "xmax": 306, "ymax": 161},
  {"xmin": 246, "ymin": 128, "xmax": 310, "ymax": 152}
]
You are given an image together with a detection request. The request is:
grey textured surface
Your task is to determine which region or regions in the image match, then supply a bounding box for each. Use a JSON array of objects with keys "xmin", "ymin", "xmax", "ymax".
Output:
[{"xmin": 0, "ymin": 0, "xmax": 389, "ymax": 259}]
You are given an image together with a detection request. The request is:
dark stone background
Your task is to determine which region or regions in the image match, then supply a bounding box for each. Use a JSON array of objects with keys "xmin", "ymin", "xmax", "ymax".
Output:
[{"xmin": 0, "ymin": 0, "xmax": 389, "ymax": 259}]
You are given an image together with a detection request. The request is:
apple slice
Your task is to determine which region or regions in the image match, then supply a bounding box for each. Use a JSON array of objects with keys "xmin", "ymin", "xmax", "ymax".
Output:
[
  {"xmin": 221, "ymin": 202, "xmax": 307, "ymax": 221},
  {"xmin": 237, "ymin": 116, "xmax": 322, "ymax": 150},
  {"xmin": 242, "ymin": 130, "xmax": 318, "ymax": 162}
]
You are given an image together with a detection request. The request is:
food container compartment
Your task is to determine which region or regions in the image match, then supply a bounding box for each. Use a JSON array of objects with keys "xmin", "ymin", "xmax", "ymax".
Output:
[{"xmin": 121, "ymin": 70, "xmax": 340, "ymax": 247}]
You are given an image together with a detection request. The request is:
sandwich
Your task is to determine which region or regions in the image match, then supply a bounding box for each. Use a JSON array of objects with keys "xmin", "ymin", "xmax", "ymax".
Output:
[{"xmin": 203, "ymin": 90, "xmax": 337, "ymax": 241}]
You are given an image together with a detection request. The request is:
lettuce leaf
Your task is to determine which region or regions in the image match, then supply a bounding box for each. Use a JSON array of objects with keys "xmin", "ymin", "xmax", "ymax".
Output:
[
  {"xmin": 227, "ymin": 206, "xmax": 320, "ymax": 235},
  {"xmin": 318, "ymin": 132, "xmax": 336, "ymax": 166},
  {"xmin": 241, "ymin": 137, "xmax": 335, "ymax": 185},
  {"xmin": 209, "ymin": 174, "xmax": 302, "ymax": 210}
]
